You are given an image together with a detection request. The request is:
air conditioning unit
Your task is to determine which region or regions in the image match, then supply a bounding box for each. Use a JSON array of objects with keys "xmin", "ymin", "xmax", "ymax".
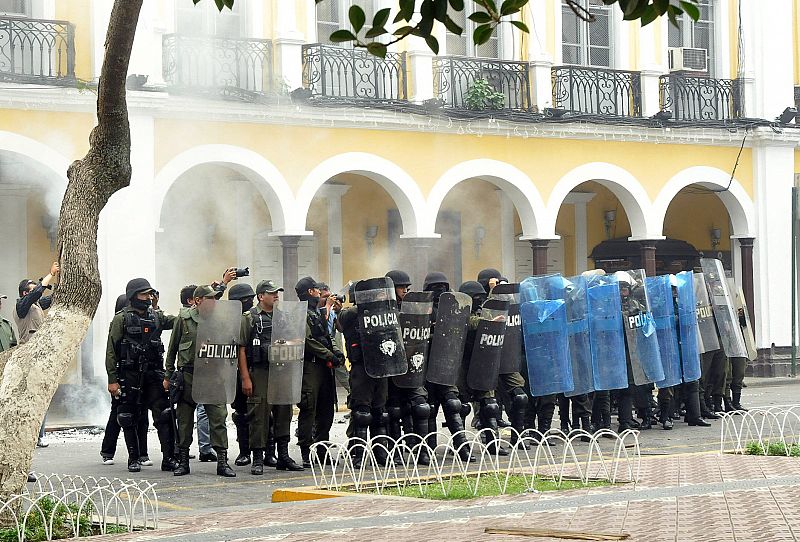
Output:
[{"xmin": 668, "ymin": 47, "xmax": 708, "ymax": 73}]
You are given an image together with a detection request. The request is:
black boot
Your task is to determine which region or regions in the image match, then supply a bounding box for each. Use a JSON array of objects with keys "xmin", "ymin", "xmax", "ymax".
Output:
[
  {"xmin": 161, "ymin": 456, "xmax": 178, "ymax": 472},
  {"xmin": 443, "ymin": 398, "xmax": 474, "ymax": 462},
  {"xmin": 579, "ymin": 416, "xmax": 592, "ymax": 442},
  {"xmin": 722, "ymin": 394, "xmax": 737, "ymax": 413},
  {"xmin": 410, "ymin": 403, "xmax": 431, "ymax": 466},
  {"xmin": 215, "ymin": 449, "xmax": 236, "ymax": 477},
  {"xmin": 265, "ymin": 436, "xmax": 277, "ymax": 468},
  {"xmin": 658, "ymin": 400, "xmax": 673, "ymax": 430},
  {"xmin": 700, "ymin": 390, "xmax": 720, "ymax": 419},
  {"xmin": 509, "ymin": 389, "xmax": 529, "ymax": 447},
  {"xmin": 480, "ymin": 398, "xmax": 508, "ymax": 456},
  {"xmin": 731, "ymin": 390, "xmax": 748, "ymax": 412},
  {"xmin": 127, "ymin": 449, "xmax": 141, "ymax": 473},
  {"xmin": 173, "ymin": 447, "xmax": 190, "ymax": 476},
  {"xmin": 370, "ymin": 409, "xmax": 393, "ymax": 466},
  {"xmin": 685, "ymin": 386, "xmax": 712, "ymax": 426},
  {"xmin": 276, "ymin": 437, "xmax": 304, "ymax": 471},
  {"xmin": 251, "ymin": 449, "xmax": 264, "ymax": 475},
  {"xmin": 713, "ymin": 395, "xmax": 724, "ymax": 414},
  {"xmin": 233, "ymin": 413, "xmax": 251, "ymax": 466},
  {"xmin": 301, "ymin": 446, "xmax": 311, "ymax": 469},
  {"xmin": 537, "ymin": 414, "xmax": 553, "ymax": 444}
]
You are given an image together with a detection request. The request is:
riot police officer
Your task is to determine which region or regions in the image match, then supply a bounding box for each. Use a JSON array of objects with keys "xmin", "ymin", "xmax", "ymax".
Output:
[
  {"xmin": 238, "ymin": 280, "xmax": 304, "ymax": 474},
  {"xmin": 228, "ymin": 283, "xmax": 256, "ymax": 467},
  {"xmin": 295, "ymin": 276, "xmax": 345, "ymax": 468},
  {"xmin": 106, "ymin": 278, "xmax": 177, "ymax": 473}
]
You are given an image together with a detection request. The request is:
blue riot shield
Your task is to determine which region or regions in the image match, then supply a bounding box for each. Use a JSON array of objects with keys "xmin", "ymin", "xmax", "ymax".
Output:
[
  {"xmin": 586, "ymin": 277, "xmax": 628, "ymax": 391},
  {"xmin": 521, "ymin": 274, "xmax": 568, "ymax": 304},
  {"xmin": 675, "ymin": 271, "xmax": 702, "ymax": 382},
  {"xmin": 646, "ymin": 275, "xmax": 682, "ymax": 389},
  {"xmin": 520, "ymin": 299, "xmax": 574, "ymax": 397},
  {"xmin": 619, "ymin": 269, "xmax": 664, "ymax": 385},
  {"xmin": 564, "ymin": 276, "xmax": 594, "ymax": 396}
]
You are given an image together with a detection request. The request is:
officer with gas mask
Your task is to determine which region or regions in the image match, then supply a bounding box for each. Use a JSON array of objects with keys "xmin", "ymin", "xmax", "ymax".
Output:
[
  {"xmin": 106, "ymin": 278, "xmax": 178, "ymax": 473},
  {"xmin": 295, "ymin": 276, "xmax": 346, "ymax": 468}
]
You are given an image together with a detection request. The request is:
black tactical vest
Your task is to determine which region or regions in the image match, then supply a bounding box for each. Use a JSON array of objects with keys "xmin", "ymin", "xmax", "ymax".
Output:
[
  {"xmin": 117, "ymin": 309, "xmax": 163, "ymax": 369},
  {"xmin": 247, "ymin": 307, "xmax": 273, "ymax": 365}
]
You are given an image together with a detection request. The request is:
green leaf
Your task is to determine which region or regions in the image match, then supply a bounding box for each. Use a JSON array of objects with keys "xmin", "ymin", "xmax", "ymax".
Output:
[
  {"xmin": 449, "ymin": 0, "xmax": 465, "ymax": 10},
  {"xmin": 500, "ymin": 0, "xmax": 518, "ymax": 16},
  {"xmin": 444, "ymin": 15, "xmax": 463, "ymax": 36},
  {"xmin": 434, "ymin": 0, "xmax": 449, "ymax": 22},
  {"xmin": 222, "ymin": 0, "xmax": 234, "ymax": 8},
  {"xmin": 639, "ymin": 5, "xmax": 658, "ymax": 26},
  {"xmin": 483, "ymin": 0, "xmax": 498, "ymax": 15},
  {"xmin": 510, "ymin": 20, "xmax": 529, "ymax": 33},
  {"xmin": 349, "ymin": 5, "xmax": 366, "ymax": 33},
  {"xmin": 473, "ymin": 23, "xmax": 494, "ymax": 45},
  {"xmin": 330, "ymin": 29, "xmax": 357, "ymax": 43},
  {"xmin": 468, "ymin": 11, "xmax": 493, "ymax": 24},
  {"xmin": 365, "ymin": 26, "xmax": 388, "ymax": 38},
  {"xmin": 393, "ymin": 25, "xmax": 415, "ymax": 36},
  {"xmin": 395, "ymin": 0, "xmax": 415, "ymax": 22},
  {"xmin": 214, "ymin": 0, "xmax": 224, "ymax": 10},
  {"xmin": 680, "ymin": 1, "xmax": 700, "ymax": 21},
  {"xmin": 372, "ymin": 7, "xmax": 391, "ymax": 29},
  {"xmin": 366, "ymin": 42, "xmax": 387, "ymax": 59},
  {"xmin": 425, "ymin": 34, "xmax": 440, "ymax": 54}
]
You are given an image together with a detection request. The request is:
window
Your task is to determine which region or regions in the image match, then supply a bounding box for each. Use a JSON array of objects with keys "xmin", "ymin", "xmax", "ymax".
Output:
[
  {"xmin": 446, "ymin": 3, "xmax": 501, "ymax": 58},
  {"xmin": 561, "ymin": 0, "xmax": 613, "ymax": 67},
  {"xmin": 0, "ymin": 0, "xmax": 28, "ymax": 16},
  {"xmin": 316, "ymin": 0, "xmax": 375, "ymax": 45},
  {"xmin": 668, "ymin": 0, "xmax": 714, "ymax": 75},
  {"xmin": 175, "ymin": 0, "xmax": 244, "ymax": 38}
]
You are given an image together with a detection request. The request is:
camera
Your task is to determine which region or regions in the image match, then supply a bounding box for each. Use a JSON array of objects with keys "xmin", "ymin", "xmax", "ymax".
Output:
[{"xmin": 235, "ymin": 267, "xmax": 250, "ymax": 278}]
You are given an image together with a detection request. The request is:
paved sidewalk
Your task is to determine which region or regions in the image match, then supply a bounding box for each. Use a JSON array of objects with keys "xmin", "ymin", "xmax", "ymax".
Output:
[{"xmin": 89, "ymin": 452, "xmax": 800, "ymax": 542}]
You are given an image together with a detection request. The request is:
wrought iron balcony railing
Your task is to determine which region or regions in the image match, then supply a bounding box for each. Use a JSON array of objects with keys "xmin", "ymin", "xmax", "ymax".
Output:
[
  {"xmin": 433, "ymin": 56, "xmax": 531, "ymax": 110},
  {"xmin": 302, "ymin": 43, "xmax": 407, "ymax": 101},
  {"xmin": 0, "ymin": 16, "xmax": 75, "ymax": 84},
  {"xmin": 551, "ymin": 65, "xmax": 642, "ymax": 117},
  {"xmin": 163, "ymin": 34, "xmax": 273, "ymax": 100},
  {"xmin": 659, "ymin": 74, "xmax": 742, "ymax": 121}
]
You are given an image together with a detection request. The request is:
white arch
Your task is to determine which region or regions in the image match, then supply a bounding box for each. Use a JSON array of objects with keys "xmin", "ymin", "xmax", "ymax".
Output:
[
  {"xmin": 545, "ymin": 162, "xmax": 654, "ymax": 239},
  {"xmin": 0, "ymin": 131, "xmax": 70, "ymax": 183},
  {"xmin": 425, "ymin": 160, "xmax": 546, "ymax": 238},
  {"xmin": 653, "ymin": 166, "xmax": 755, "ymax": 237},
  {"xmin": 153, "ymin": 145, "xmax": 296, "ymax": 234},
  {"xmin": 297, "ymin": 152, "xmax": 427, "ymax": 237}
]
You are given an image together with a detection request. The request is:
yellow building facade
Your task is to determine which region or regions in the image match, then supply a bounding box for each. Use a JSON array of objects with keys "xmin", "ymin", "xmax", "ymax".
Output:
[{"xmin": 0, "ymin": 0, "xmax": 798, "ymax": 414}]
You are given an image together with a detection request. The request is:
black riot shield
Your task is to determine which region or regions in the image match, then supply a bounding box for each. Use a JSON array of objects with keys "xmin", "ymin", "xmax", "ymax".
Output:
[
  {"xmin": 426, "ymin": 292, "xmax": 471, "ymax": 386},
  {"xmin": 393, "ymin": 291, "xmax": 433, "ymax": 389},
  {"xmin": 693, "ymin": 272, "xmax": 721, "ymax": 353},
  {"xmin": 466, "ymin": 299, "xmax": 509, "ymax": 391},
  {"xmin": 700, "ymin": 258, "xmax": 748, "ymax": 358},
  {"xmin": 488, "ymin": 283, "xmax": 522, "ymax": 374},
  {"xmin": 193, "ymin": 299, "xmax": 241, "ymax": 404},
  {"xmin": 354, "ymin": 277, "xmax": 408, "ymax": 378}
]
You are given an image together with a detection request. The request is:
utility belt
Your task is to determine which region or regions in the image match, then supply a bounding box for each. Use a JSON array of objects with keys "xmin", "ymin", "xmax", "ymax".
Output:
[
  {"xmin": 117, "ymin": 357, "xmax": 161, "ymax": 372},
  {"xmin": 178, "ymin": 365, "xmax": 194, "ymax": 374}
]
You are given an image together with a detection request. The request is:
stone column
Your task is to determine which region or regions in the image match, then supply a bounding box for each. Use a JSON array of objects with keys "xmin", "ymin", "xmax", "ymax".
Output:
[
  {"xmin": 409, "ymin": 239, "xmax": 432, "ymax": 289},
  {"xmin": 318, "ymin": 183, "xmax": 350, "ymax": 291},
  {"xmin": 737, "ymin": 237, "xmax": 756, "ymax": 329},
  {"xmin": 639, "ymin": 241, "xmax": 657, "ymax": 277},
  {"xmin": 530, "ymin": 240, "xmax": 550, "ymax": 276},
  {"xmin": 280, "ymin": 235, "xmax": 300, "ymax": 301},
  {"xmin": 565, "ymin": 192, "xmax": 595, "ymax": 273}
]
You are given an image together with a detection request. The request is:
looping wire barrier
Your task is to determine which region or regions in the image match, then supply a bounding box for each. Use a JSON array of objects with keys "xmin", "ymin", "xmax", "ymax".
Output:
[
  {"xmin": 310, "ymin": 429, "xmax": 640, "ymax": 497},
  {"xmin": 0, "ymin": 474, "xmax": 159, "ymax": 541},
  {"xmin": 720, "ymin": 404, "xmax": 800, "ymax": 455}
]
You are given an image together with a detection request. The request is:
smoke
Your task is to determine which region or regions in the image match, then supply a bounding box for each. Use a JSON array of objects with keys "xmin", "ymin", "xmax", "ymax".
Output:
[{"xmin": 55, "ymin": 380, "xmax": 111, "ymax": 428}]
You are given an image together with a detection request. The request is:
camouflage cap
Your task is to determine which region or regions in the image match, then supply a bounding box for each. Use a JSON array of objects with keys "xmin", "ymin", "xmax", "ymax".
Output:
[
  {"xmin": 193, "ymin": 284, "xmax": 223, "ymax": 299},
  {"xmin": 256, "ymin": 280, "xmax": 284, "ymax": 295}
]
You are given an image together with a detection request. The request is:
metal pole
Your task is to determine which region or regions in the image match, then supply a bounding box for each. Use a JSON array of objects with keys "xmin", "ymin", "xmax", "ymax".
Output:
[{"xmin": 791, "ymin": 186, "xmax": 798, "ymax": 377}]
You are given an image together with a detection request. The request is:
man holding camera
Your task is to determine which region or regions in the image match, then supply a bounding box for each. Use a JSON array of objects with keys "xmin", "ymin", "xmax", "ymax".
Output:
[{"xmin": 294, "ymin": 276, "xmax": 345, "ymax": 468}]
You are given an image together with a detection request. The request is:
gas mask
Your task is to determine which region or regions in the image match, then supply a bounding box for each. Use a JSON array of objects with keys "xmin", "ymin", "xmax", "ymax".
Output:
[{"xmin": 130, "ymin": 297, "xmax": 152, "ymax": 311}]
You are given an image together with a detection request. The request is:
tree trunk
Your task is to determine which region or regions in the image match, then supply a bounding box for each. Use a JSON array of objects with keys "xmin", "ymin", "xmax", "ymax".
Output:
[{"xmin": 0, "ymin": 0, "xmax": 143, "ymax": 501}]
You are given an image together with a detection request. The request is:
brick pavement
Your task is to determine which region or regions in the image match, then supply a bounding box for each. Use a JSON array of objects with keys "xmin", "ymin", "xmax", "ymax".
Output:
[{"xmin": 86, "ymin": 453, "xmax": 800, "ymax": 542}]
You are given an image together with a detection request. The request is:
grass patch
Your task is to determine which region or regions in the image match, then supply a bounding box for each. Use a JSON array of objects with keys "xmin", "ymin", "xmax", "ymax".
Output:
[
  {"xmin": 0, "ymin": 497, "xmax": 133, "ymax": 542},
  {"xmin": 744, "ymin": 441, "xmax": 800, "ymax": 457},
  {"xmin": 363, "ymin": 475, "xmax": 610, "ymax": 500}
]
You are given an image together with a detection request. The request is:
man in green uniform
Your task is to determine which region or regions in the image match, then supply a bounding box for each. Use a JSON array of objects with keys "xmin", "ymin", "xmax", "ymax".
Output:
[
  {"xmin": 106, "ymin": 278, "xmax": 178, "ymax": 473},
  {"xmin": 164, "ymin": 285, "xmax": 236, "ymax": 477},
  {"xmin": 0, "ymin": 294, "xmax": 17, "ymax": 352},
  {"xmin": 238, "ymin": 280, "xmax": 304, "ymax": 475},
  {"xmin": 294, "ymin": 276, "xmax": 345, "ymax": 468}
]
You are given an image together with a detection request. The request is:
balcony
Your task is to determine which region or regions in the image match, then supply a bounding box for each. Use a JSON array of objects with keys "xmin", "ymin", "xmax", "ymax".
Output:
[
  {"xmin": 162, "ymin": 34, "xmax": 274, "ymax": 101},
  {"xmin": 433, "ymin": 56, "xmax": 531, "ymax": 111},
  {"xmin": 0, "ymin": 16, "xmax": 75, "ymax": 85},
  {"xmin": 302, "ymin": 44, "xmax": 407, "ymax": 102},
  {"xmin": 659, "ymin": 74, "xmax": 741, "ymax": 121},
  {"xmin": 551, "ymin": 66, "xmax": 642, "ymax": 117}
]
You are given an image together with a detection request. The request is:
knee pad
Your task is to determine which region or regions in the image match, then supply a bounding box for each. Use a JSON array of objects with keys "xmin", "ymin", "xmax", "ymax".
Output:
[
  {"xmin": 386, "ymin": 405, "xmax": 402, "ymax": 421},
  {"xmin": 231, "ymin": 411, "xmax": 249, "ymax": 426},
  {"xmin": 352, "ymin": 408, "xmax": 373, "ymax": 429},
  {"xmin": 460, "ymin": 402, "xmax": 472, "ymax": 419},
  {"xmin": 158, "ymin": 408, "xmax": 173, "ymax": 427},
  {"xmin": 411, "ymin": 401, "xmax": 431, "ymax": 421},
  {"xmin": 480, "ymin": 398, "xmax": 500, "ymax": 419},
  {"xmin": 117, "ymin": 411, "xmax": 136, "ymax": 429},
  {"xmin": 511, "ymin": 388, "xmax": 529, "ymax": 410},
  {"xmin": 443, "ymin": 396, "xmax": 462, "ymax": 416}
]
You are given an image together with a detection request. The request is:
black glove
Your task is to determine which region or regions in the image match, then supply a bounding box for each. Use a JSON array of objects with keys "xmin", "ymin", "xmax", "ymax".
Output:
[{"xmin": 332, "ymin": 351, "xmax": 346, "ymax": 368}]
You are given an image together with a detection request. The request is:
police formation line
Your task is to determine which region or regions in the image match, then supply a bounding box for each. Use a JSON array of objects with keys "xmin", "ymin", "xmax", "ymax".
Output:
[{"xmin": 103, "ymin": 258, "xmax": 755, "ymax": 475}]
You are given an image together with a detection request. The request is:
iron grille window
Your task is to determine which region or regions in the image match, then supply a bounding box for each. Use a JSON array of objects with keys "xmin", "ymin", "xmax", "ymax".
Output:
[
  {"xmin": 316, "ymin": 0, "xmax": 375, "ymax": 45},
  {"xmin": 175, "ymin": 0, "xmax": 244, "ymax": 38},
  {"xmin": 668, "ymin": 0, "xmax": 714, "ymax": 75},
  {"xmin": 445, "ymin": 3, "xmax": 500, "ymax": 58},
  {"xmin": 0, "ymin": 0, "xmax": 28, "ymax": 15},
  {"xmin": 561, "ymin": 0, "xmax": 612, "ymax": 68}
]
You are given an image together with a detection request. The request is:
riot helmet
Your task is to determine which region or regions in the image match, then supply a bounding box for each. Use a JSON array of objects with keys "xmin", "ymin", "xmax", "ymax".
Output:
[
  {"xmin": 477, "ymin": 268, "xmax": 502, "ymax": 292},
  {"xmin": 458, "ymin": 280, "xmax": 487, "ymax": 313}
]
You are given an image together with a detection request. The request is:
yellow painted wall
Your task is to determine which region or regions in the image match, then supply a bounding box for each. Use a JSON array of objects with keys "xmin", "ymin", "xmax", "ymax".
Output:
[
  {"xmin": 555, "ymin": 202, "xmax": 575, "ymax": 275},
  {"xmin": 153, "ymin": 119, "xmax": 755, "ymax": 203},
  {"xmin": 56, "ymin": 0, "xmax": 93, "ymax": 81},
  {"xmin": 307, "ymin": 195, "xmax": 329, "ymax": 283},
  {"xmin": 545, "ymin": 0, "xmax": 556, "ymax": 60},
  {"xmin": 262, "ymin": 0, "xmax": 276, "ymax": 39},
  {"xmin": 627, "ymin": 21, "xmax": 640, "ymax": 71},
  {"xmin": 582, "ymin": 182, "xmax": 633, "ymax": 269},
  {"xmin": 663, "ymin": 191, "xmax": 732, "ymax": 253},
  {"xmin": 0, "ymin": 110, "xmax": 93, "ymax": 162}
]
